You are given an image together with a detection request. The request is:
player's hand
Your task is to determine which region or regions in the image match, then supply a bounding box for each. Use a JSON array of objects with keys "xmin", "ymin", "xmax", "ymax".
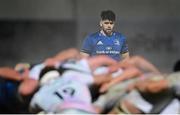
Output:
[{"xmin": 0, "ymin": 67, "xmax": 23, "ymax": 81}]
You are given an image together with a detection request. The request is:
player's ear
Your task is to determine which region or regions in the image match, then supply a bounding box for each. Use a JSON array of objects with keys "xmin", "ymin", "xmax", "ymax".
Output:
[{"xmin": 100, "ymin": 20, "xmax": 103, "ymax": 27}]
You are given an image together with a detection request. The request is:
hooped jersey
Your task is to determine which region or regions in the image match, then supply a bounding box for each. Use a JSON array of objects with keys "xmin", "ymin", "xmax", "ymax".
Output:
[{"xmin": 81, "ymin": 31, "xmax": 128, "ymax": 61}]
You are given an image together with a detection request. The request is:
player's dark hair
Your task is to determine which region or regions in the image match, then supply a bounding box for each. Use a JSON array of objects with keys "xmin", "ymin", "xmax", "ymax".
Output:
[{"xmin": 101, "ymin": 10, "xmax": 116, "ymax": 21}]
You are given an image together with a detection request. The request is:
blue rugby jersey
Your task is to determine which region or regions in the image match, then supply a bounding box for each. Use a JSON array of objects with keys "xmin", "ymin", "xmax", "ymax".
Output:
[
  {"xmin": 0, "ymin": 79, "xmax": 19, "ymax": 105},
  {"xmin": 0, "ymin": 78, "xmax": 23, "ymax": 113},
  {"xmin": 81, "ymin": 31, "xmax": 128, "ymax": 61}
]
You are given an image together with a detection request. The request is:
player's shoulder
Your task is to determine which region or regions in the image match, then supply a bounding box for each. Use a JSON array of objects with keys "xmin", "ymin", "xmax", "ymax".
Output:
[
  {"xmin": 87, "ymin": 31, "xmax": 100, "ymax": 38},
  {"xmin": 113, "ymin": 31, "xmax": 125, "ymax": 37},
  {"xmin": 113, "ymin": 31, "xmax": 126, "ymax": 40}
]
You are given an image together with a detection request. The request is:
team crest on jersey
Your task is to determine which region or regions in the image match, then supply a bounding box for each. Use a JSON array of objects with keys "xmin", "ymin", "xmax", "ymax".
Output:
[
  {"xmin": 97, "ymin": 41, "xmax": 103, "ymax": 45},
  {"xmin": 114, "ymin": 39, "xmax": 120, "ymax": 45}
]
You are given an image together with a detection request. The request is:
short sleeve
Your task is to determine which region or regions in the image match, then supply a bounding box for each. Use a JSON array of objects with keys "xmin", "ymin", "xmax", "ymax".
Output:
[
  {"xmin": 121, "ymin": 35, "xmax": 129, "ymax": 54},
  {"xmin": 81, "ymin": 35, "xmax": 93, "ymax": 55}
]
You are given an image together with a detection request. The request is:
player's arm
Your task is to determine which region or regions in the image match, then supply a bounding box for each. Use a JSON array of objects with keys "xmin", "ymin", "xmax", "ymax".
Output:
[
  {"xmin": 122, "ymin": 71, "xmax": 177, "ymax": 94},
  {"xmin": 0, "ymin": 67, "xmax": 23, "ymax": 81},
  {"xmin": 87, "ymin": 55, "xmax": 117, "ymax": 71},
  {"xmin": 119, "ymin": 55, "xmax": 160, "ymax": 74},
  {"xmin": 81, "ymin": 35, "xmax": 93, "ymax": 57},
  {"xmin": 120, "ymin": 35, "xmax": 129, "ymax": 61},
  {"xmin": 53, "ymin": 48, "xmax": 80, "ymax": 61},
  {"xmin": 44, "ymin": 48, "xmax": 81, "ymax": 66},
  {"xmin": 99, "ymin": 66, "xmax": 142, "ymax": 93},
  {"xmin": 129, "ymin": 56, "xmax": 161, "ymax": 74},
  {"xmin": 18, "ymin": 78, "xmax": 39, "ymax": 96}
]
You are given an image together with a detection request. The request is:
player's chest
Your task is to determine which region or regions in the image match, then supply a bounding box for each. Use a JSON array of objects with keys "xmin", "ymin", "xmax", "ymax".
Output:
[{"xmin": 92, "ymin": 37, "xmax": 122, "ymax": 50}]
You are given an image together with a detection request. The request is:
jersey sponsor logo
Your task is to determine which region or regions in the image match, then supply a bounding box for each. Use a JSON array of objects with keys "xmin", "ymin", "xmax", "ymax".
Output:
[
  {"xmin": 96, "ymin": 50, "xmax": 119, "ymax": 54},
  {"xmin": 97, "ymin": 41, "xmax": 103, "ymax": 45},
  {"xmin": 114, "ymin": 39, "xmax": 120, "ymax": 45}
]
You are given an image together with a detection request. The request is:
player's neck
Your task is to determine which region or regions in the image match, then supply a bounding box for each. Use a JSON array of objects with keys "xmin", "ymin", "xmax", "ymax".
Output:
[{"xmin": 100, "ymin": 30, "xmax": 113, "ymax": 37}]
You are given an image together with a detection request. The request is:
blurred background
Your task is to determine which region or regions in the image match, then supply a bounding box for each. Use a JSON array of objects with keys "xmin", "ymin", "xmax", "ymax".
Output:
[{"xmin": 0, "ymin": 0, "xmax": 179, "ymax": 73}]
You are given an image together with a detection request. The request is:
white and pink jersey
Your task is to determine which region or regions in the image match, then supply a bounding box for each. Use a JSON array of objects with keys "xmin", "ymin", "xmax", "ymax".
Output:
[
  {"xmin": 30, "ymin": 76, "xmax": 94, "ymax": 113},
  {"xmin": 30, "ymin": 59, "xmax": 96, "ymax": 113}
]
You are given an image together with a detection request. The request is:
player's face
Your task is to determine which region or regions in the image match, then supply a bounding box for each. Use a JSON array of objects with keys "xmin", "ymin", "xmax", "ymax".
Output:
[{"xmin": 100, "ymin": 20, "xmax": 115, "ymax": 36}]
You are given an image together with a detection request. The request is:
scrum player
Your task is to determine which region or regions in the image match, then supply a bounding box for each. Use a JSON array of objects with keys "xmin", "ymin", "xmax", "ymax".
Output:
[
  {"xmin": 0, "ymin": 48, "xmax": 83, "ymax": 113},
  {"xmin": 28, "ymin": 55, "xmax": 118, "ymax": 114},
  {"xmin": 0, "ymin": 48, "xmax": 118, "ymax": 114}
]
